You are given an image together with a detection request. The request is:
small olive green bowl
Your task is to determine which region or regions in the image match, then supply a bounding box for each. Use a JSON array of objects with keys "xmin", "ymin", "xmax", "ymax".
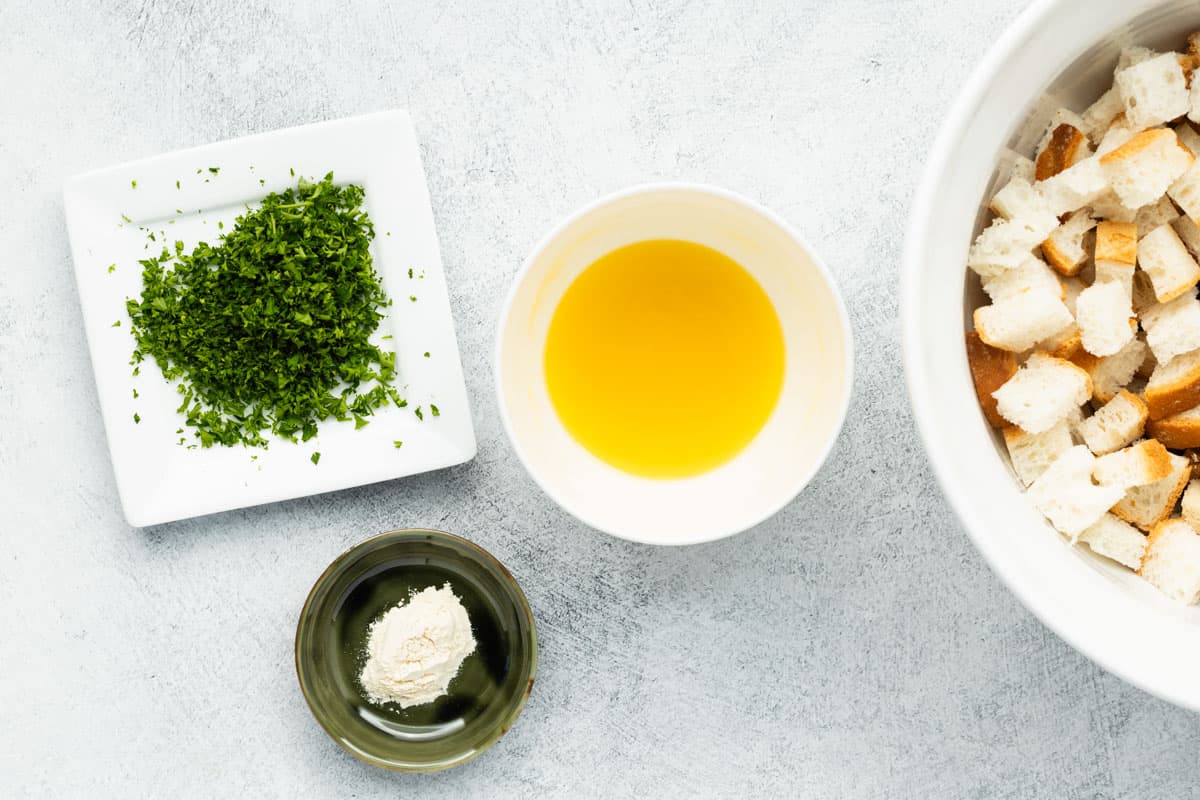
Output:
[{"xmin": 295, "ymin": 529, "xmax": 537, "ymax": 772}]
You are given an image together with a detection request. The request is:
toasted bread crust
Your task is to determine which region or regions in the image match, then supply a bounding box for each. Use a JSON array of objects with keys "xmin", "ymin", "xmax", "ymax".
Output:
[
  {"xmin": 1182, "ymin": 53, "xmax": 1200, "ymax": 87},
  {"xmin": 1148, "ymin": 412, "xmax": 1200, "ymax": 449},
  {"xmin": 1100, "ymin": 128, "xmax": 1193, "ymax": 168},
  {"xmin": 1121, "ymin": 389, "xmax": 1151, "ymax": 423},
  {"xmin": 1094, "ymin": 221, "xmax": 1137, "ymax": 265},
  {"xmin": 1043, "ymin": 236, "xmax": 1085, "ymax": 276},
  {"xmin": 1051, "ymin": 330, "xmax": 1086, "ymax": 362},
  {"xmin": 1037, "ymin": 124, "xmax": 1088, "ymax": 181},
  {"xmin": 1146, "ymin": 360, "xmax": 1200, "ymax": 419},
  {"xmin": 1138, "ymin": 519, "xmax": 1176, "ymax": 573},
  {"xmin": 965, "ymin": 331, "xmax": 1017, "ymax": 428},
  {"xmin": 1141, "ymin": 439, "xmax": 1176, "ymax": 481},
  {"xmin": 1113, "ymin": 464, "xmax": 1192, "ymax": 531}
]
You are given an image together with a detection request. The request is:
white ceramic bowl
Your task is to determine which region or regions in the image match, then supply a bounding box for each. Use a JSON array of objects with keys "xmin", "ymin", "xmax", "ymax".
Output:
[
  {"xmin": 496, "ymin": 184, "xmax": 852, "ymax": 545},
  {"xmin": 904, "ymin": 0, "xmax": 1200, "ymax": 710}
]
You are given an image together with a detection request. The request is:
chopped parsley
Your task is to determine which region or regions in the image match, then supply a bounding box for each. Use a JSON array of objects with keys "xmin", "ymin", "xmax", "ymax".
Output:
[
  {"xmin": 423, "ymin": 351, "xmax": 429, "ymax": 358},
  {"xmin": 414, "ymin": 406, "xmax": 423, "ymax": 421},
  {"xmin": 126, "ymin": 173, "xmax": 403, "ymax": 449},
  {"xmin": 107, "ymin": 264, "xmax": 116, "ymax": 273},
  {"xmin": 133, "ymin": 413, "xmax": 141, "ymax": 424},
  {"xmin": 131, "ymin": 180, "xmax": 137, "ymax": 189},
  {"xmin": 430, "ymin": 404, "xmax": 440, "ymax": 417},
  {"xmin": 310, "ymin": 452, "xmax": 321, "ymax": 465},
  {"xmin": 393, "ymin": 440, "xmax": 403, "ymax": 448},
  {"xmin": 208, "ymin": 167, "xmax": 220, "ymax": 174}
]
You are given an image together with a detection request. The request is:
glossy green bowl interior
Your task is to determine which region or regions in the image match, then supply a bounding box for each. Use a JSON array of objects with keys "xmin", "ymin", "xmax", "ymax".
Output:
[{"xmin": 295, "ymin": 529, "xmax": 537, "ymax": 772}]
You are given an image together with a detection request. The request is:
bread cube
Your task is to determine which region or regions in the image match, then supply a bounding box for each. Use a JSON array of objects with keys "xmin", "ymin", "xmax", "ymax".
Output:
[
  {"xmin": 974, "ymin": 287, "xmax": 1073, "ymax": 353},
  {"xmin": 1115, "ymin": 52, "xmax": 1190, "ymax": 129},
  {"xmin": 993, "ymin": 352, "xmax": 1093, "ymax": 433},
  {"xmin": 1043, "ymin": 210, "xmax": 1097, "ymax": 276},
  {"xmin": 1076, "ymin": 280, "xmax": 1136, "ymax": 356},
  {"xmin": 1144, "ymin": 349, "xmax": 1200, "ymax": 419},
  {"xmin": 1036, "ymin": 123, "xmax": 1091, "ymax": 181},
  {"xmin": 1087, "ymin": 337, "xmax": 1149, "ymax": 403},
  {"xmin": 1078, "ymin": 513, "xmax": 1149, "ymax": 569},
  {"xmin": 1078, "ymin": 390, "xmax": 1148, "ymax": 454},
  {"xmin": 1003, "ymin": 422, "xmax": 1074, "ymax": 487},
  {"xmin": 965, "ymin": 332, "xmax": 1017, "ymax": 429},
  {"xmin": 1141, "ymin": 290, "xmax": 1200, "ymax": 363},
  {"xmin": 1139, "ymin": 518, "xmax": 1200, "ymax": 603},
  {"xmin": 1029, "ymin": 446, "xmax": 1127, "ymax": 539},
  {"xmin": 1093, "ymin": 220, "xmax": 1137, "ymax": 297},
  {"xmin": 1093, "ymin": 439, "xmax": 1174, "ymax": 489},
  {"xmin": 989, "ymin": 177, "xmax": 1053, "ymax": 221},
  {"xmin": 982, "ymin": 257, "xmax": 1063, "ymax": 303},
  {"xmin": 1113, "ymin": 451, "xmax": 1191, "ymax": 530},
  {"xmin": 967, "ymin": 215, "xmax": 1058, "ymax": 279},
  {"xmin": 1039, "ymin": 157, "xmax": 1110, "ymax": 216},
  {"xmin": 1100, "ymin": 129, "xmax": 1194, "ymax": 209},
  {"xmin": 1139, "ymin": 222, "xmax": 1200, "ymax": 302},
  {"xmin": 1147, "ymin": 403, "xmax": 1200, "ymax": 449}
]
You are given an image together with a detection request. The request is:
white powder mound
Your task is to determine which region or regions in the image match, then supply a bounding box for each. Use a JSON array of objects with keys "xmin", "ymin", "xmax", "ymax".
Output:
[{"xmin": 359, "ymin": 584, "xmax": 476, "ymax": 709}]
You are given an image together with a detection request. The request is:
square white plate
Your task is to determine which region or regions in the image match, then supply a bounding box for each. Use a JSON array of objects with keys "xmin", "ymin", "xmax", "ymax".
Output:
[{"xmin": 64, "ymin": 111, "xmax": 476, "ymax": 527}]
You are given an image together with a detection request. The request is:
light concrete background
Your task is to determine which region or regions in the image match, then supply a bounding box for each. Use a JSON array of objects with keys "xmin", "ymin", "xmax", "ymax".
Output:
[{"xmin": 3, "ymin": 1, "xmax": 1199, "ymax": 797}]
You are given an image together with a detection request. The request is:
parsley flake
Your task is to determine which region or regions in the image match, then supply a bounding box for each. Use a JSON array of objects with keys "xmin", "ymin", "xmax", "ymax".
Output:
[{"xmin": 126, "ymin": 174, "xmax": 403, "ymax": 449}]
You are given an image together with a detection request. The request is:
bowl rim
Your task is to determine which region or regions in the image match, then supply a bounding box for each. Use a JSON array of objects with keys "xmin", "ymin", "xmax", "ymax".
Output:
[
  {"xmin": 493, "ymin": 181, "xmax": 855, "ymax": 546},
  {"xmin": 294, "ymin": 528, "xmax": 538, "ymax": 772},
  {"xmin": 901, "ymin": 0, "xmax": 1200, "ymax": 711}
]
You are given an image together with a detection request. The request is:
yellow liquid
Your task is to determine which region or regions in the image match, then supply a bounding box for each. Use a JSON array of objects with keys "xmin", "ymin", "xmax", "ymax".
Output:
[{"xmin": 544, "ymin": 239, "xmax": 785, "ymax": 478}]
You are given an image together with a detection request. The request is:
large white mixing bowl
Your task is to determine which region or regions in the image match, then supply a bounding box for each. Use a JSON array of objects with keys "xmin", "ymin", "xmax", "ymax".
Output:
[{"xmin": 903, "ymin": 0, "xmax": 1200, "ymax": 710}]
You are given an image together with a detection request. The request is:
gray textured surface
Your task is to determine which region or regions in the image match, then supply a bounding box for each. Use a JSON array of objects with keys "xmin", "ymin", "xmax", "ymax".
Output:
[{"xmin": 3, "ymin": 1, "xmax": 1200, "ymax": 797}]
